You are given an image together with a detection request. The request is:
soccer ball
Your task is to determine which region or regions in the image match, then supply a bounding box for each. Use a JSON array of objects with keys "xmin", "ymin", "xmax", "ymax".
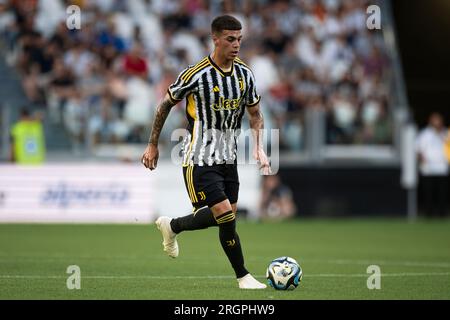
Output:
[{"xmin": 266, "ymin": 256, "xmax": 302, "ymax": 290}]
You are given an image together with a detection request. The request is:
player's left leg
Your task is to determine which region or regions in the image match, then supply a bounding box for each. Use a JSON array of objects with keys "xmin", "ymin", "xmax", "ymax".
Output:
[
  {"xmin": 210, "ymin": 199, "xmax": 247, "ymax": 278},
  {"xmin": 221, "ymin": 164, "xmax": 266, "ymax": 289},
  {"xmin": 211, "ymin": 199, "xmax": 266, "ymax": 289}
]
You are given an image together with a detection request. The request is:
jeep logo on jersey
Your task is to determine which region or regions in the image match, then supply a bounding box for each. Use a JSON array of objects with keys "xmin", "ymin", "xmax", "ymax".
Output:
[{"xmin": 211, "ymin": 96, "xmax": 242, "ymax": 111}]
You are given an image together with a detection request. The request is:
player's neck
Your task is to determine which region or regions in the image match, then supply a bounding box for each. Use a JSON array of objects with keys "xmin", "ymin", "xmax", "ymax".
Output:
[{"xmin": 210, "ymin": 51, "xmax": 233, "ymax": 72}]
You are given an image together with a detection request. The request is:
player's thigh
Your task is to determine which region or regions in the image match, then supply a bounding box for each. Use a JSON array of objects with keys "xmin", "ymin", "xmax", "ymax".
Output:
[
  {"xmin": 182, "ymin": 165, "xmax": 228, "ymax": 209},
  {"xmin": 224, "ymin": 164, "xmax": 240, "ymax": 205}
]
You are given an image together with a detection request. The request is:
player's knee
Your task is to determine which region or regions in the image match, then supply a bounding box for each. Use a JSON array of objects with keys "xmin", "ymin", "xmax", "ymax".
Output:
[
  {"xmin": 211, "ymin": 199, "xmax": 233, "ymax": 217},
  {"xmin": 231, "ymin": 203, "xmax": 237, "ymax": 214},
  {"xmin": 214, "ymin": 210, "xmax": 235, "ymax": 225}
]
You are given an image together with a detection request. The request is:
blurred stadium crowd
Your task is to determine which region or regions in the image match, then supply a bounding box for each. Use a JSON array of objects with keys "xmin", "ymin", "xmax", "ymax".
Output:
[{"xmin": 0, "ymin": 0, "xmax": 393, "ymax": 152}]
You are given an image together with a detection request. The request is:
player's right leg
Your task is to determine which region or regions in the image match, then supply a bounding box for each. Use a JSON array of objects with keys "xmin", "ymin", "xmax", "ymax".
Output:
[
  {"xmin": 170, "ymin": 206, "xmax": 218, "ymax": 234},
  {"xmin": 156, "ymin": 206, "xmax": 219, "ymax": 258},
  {"xmin": 156, "ymin": 165, "xmax": 219, "ymax": 258},
  {"xmin": 169, "ymin": 165, "xmax": 221, "ymax": 233},
  {"xmin": 155, "ymin": 216, "xmax": 179, "ymax": 258}
]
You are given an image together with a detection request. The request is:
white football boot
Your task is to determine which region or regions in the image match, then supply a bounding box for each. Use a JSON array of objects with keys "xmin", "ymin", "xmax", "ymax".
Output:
[
  {"xmin": 237, "ymin": 273, "xmax": 267, "ymax": 289},
  {"xmin": 155, "ymin": 216, "xmax": 179, "ymax": 258}
]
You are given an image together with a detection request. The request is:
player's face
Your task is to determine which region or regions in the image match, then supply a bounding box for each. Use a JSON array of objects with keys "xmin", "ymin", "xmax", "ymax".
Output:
[{"xmin": 214, "ymin": 30, "xmax": 242, "ymax": 60}]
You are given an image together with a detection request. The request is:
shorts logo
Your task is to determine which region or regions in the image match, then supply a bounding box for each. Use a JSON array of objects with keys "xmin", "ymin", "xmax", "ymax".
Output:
[
  {"xmin": 226, "ymin": 239, "xmax": 236, "ymax": 247},
  {"xmin": 213, "ymin": 86, "xmax": 220, "ymax": 92},
  {"xmin": 198, "ymin": 191, "xmax": 206, "ymax": 201}
]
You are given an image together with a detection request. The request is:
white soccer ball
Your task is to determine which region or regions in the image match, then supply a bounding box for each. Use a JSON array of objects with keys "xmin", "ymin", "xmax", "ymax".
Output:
[{"xmin": 266, "ymin": 256, "xmax": 303, "ymax": 290}]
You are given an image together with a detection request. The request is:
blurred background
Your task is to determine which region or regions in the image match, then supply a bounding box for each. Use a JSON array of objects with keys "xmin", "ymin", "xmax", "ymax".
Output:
[{"xmin": 0, "ymin": 0, "xmax": 448, "ymax": 223}]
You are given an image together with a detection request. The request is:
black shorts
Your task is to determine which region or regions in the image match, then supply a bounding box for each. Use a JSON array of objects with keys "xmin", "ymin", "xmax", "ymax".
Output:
[{"xmin": 182, "ymin": 163, "xmax": 240, "ymax": 209}]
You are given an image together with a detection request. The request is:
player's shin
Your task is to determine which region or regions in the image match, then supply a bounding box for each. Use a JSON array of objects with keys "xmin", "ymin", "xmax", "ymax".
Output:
[
  {"xmin": 170, "ymin": 206, "xmax": 218, "ymax": 234},
  {"xmin": 215, "ymin": 211, "xmax": 249, "ymax": 278}
]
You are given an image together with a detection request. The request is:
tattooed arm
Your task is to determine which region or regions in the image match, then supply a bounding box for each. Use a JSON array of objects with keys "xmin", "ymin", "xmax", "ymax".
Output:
[
  {"xmin": 141, "ymin": 93, "xmax": 177, "ymax": 170},
  {"xmin": 246, "ymin": 104, "xmax": 271, "ymax": 175}
]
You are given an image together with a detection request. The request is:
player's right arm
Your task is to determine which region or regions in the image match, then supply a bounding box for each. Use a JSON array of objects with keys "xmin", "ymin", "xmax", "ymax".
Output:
[
  {"xmin": 141, "ymin": 93, "xmax": 177, "ymax": 170},
  {"xmin": 142, "ymin": 64, "xmax": 196, "ymax": 170}
]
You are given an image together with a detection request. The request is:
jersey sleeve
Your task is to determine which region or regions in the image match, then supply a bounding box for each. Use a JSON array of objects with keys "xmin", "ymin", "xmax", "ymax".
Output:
[
  {"xmin": 246, "ymin": 70, "xmax": 261, "ymax": 107},
  {"xmin": 167, "ymin": 67, "xmax": 196, "ymax": 103}
]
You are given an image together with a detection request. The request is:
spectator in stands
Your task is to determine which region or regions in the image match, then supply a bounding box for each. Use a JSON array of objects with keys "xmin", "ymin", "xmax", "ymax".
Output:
[
  {"xmin": 416, "ymin": 112, "xmax": 449, "ymax": 218},
  {"xmin": 259, "ymin": 175, "xmax": 296, "ymax": 221},
  {"xmin": 10, "ymin": 108, "xmax": 46, "ymax": 164},
  {"xmin": 0, "ymin": 0, "xmax": 394, "ymax": 152},
  {"xmin": 96, "ymin": 19, "xmax": 128, "ymax": 54},
  {"xmin": 63, "ymin": 90, "xmax": 87, "ymax": 153},
  {"xmin": 88, "ymin": 92, "xmax": 129, "ymax": 146},
  {"xmin": 63, "ymin": 40, "xmax": 96, "ymax": 78},
  {"xmin": 356, "ymin": 96, "xmax": 392, "ymax": 144},
  {"xmin": 122, "ymin": 42, "xmax": 149, "ymax": 79},
  {"xmin": 47, "ymin": 58, "xmax": 76, "ymax": 124}
]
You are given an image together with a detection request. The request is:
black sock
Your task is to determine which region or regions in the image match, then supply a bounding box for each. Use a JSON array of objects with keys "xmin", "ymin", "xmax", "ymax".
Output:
[
  {"xmin": 215, "ymin": 211, "xmax": 248, "ymax": 279},
  {"xmin": 170, "ymin": 207, "xmax": 218, "ymax": 234}
]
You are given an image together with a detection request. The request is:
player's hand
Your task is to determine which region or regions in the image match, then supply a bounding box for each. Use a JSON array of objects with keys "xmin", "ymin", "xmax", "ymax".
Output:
[
  {"xmin": 253, "ymin": 147, "xmax": 272, "ymax": 175},
  {"xmin": 141, "ymin": 143, "xmax": 159, "ymax": 170}
]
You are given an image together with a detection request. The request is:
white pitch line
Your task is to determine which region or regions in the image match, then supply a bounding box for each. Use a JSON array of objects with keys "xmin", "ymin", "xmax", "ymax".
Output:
[
  {"xmin": 0, "ymin": 272, "xmax": 449, "ymax": 280},
  {"xmin": 2, "ymin": 255, "xmax": 450, "ymax": 269},
  {"xmin": 0, "ymin": 275, "xmax": 235, "ymax": 280},
  {"xmin": 306, "ymin": 272, "xmax": 450, "ymax": 278},
  {"xmin": 319, "ymin": 259, "xmax": 450, "ymax": 268}
]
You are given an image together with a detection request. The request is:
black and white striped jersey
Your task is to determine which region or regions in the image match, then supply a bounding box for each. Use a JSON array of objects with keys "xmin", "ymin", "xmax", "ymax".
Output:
[{"xmin": 167, "ymin": 55, "xmax": 261, "ymax": 167}]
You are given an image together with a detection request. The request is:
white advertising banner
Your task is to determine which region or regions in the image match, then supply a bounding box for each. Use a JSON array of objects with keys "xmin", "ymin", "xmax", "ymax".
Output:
[
  {"xmin": 0, "ymin": 164, "xmax": 155, "ymax": 223},
  {"xmin": 0, "ymin": 162, "xmax": 261, "ymax": 223}
]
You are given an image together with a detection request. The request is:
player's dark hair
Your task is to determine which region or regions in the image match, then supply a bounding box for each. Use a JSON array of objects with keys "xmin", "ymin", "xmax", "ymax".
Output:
[{"xmin": 211, "ymin": 15, "xmax": 242, "ymax": 34}]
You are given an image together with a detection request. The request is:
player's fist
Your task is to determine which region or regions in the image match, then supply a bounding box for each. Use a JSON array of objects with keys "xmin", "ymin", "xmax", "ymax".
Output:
[{"xmin": 141, "ymin": 144, "xmax": 159, "ymax": 170}]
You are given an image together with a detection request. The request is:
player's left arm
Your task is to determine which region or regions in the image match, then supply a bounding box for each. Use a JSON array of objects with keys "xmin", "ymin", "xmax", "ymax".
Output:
[{"xmin": 246, "ymin": 103, "xmax": 271, "ymax": 175}]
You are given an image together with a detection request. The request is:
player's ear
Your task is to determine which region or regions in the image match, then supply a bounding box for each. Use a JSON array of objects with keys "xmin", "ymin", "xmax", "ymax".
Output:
[{"xmin": 211, "ymin": 31, "xmax": 220, "ymax": 46}]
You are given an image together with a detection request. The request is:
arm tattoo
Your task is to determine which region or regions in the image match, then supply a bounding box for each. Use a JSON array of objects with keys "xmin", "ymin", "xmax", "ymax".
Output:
[
  {"xmin": 148, "ymin": 98, "xmax": 175, "ymax": 146},
  {"xmin": 249, "ymin": 107, "xmax": 264, "ymax": 148},
  {"xmin": 249, "ymin": 109, "xmax": 264, "ymax": 131}
]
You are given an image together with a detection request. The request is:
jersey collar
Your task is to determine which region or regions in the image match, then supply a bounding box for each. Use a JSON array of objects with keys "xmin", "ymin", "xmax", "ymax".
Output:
[{"xmin": 208, "ymin": 55, "xmax": 234, "ymax": 77}]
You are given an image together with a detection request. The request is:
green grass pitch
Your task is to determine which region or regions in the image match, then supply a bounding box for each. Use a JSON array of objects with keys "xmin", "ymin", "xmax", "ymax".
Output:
[{"xmin": 0, "ymin": 218, "xmax": 449, "ymax": 300}]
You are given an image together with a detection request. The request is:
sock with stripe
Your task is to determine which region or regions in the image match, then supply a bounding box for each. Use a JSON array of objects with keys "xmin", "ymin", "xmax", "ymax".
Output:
[
  {"xmin": 170, "ymin": 207, "xmax": 218, "ymax": 234},
  {"xmin": 215, "ymin": 211, "xmax": 249, "ymax": 278}
]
